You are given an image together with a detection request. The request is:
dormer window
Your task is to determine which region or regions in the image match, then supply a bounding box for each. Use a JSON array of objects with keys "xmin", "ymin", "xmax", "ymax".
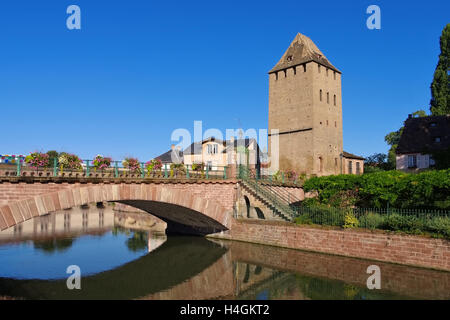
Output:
[{"xmin": 207, "ymin": 144, "xmax": 218, "ymax": 154}]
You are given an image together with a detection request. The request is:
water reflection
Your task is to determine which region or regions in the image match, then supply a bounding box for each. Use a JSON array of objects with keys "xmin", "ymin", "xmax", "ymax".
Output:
[{"xmin": 0, "ymin": 205, "xmax": 449, "ymax": 300}]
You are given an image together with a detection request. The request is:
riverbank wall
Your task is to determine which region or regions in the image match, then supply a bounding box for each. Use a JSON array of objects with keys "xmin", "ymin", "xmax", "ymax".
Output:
[{"xmin": 209, "ymin": 219, "xmax": 450, "ymax": 272}]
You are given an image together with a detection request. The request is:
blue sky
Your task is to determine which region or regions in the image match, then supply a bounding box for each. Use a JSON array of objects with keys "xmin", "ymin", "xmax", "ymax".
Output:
[{"xmin": 0, "ymin": 0, "xmax": 448, "ymax": 161}]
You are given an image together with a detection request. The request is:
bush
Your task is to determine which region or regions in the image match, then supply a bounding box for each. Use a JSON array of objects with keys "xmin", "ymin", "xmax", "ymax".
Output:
[
  {"xmin": 381, "ymin": 214, "xmax": 424, "ymax": 234},
  {"xmin": 294, "ymin": 214, "xmax": 312, "ymax": 225},
  {"xmin": 358, "ymin": 212, "xmax": 385, "ymax": 230},
  {"xmin": 343, "ymin": 212, "xmax": 359, "ymax": 229},
  {"xmin": 300, "ymin": 205, "xmax": 345, "ymax": 226},
  {"xmin": 303, "ymin": 169, "xmax": 450, "ymax": 210},
  {"xmin": 423, "ymin": 216, "xmax": 450, "ymax": 238}
]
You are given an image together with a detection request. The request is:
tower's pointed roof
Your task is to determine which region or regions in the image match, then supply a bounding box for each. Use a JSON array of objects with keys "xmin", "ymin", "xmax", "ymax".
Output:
[{"xmin": 269, "ymin": 33, "xmax": 340, "ymax": 74}]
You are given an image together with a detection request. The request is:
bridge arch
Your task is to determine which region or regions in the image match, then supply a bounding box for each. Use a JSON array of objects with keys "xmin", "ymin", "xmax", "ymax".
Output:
[{"xmin": 0, "ymin": 184, "xmax": 231, "ymax": 235}]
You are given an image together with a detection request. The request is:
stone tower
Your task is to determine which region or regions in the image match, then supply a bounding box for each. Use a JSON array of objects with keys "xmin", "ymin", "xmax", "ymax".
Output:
[{"xmin": 268, "ymin": 33, "xmax": 343, "ymax": 176}]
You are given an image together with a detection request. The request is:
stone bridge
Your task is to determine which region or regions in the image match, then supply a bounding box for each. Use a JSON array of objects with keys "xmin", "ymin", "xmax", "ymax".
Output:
[{"xmin": 0, "ymin": 177, "xmax": 304, "ymax": 235}]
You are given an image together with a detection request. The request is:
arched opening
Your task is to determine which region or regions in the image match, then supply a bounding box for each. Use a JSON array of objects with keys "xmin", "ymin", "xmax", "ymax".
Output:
[
  {"xmin": 244, "ymin": 196, "xmax": 251, "ymax": 218},
  {"xmin": 254, "ymin": 207, "xmax": 265, "ymax": 220},
  {"xmin": 116, "ymin": 200, "xmax": 228, "ymax": 236}
]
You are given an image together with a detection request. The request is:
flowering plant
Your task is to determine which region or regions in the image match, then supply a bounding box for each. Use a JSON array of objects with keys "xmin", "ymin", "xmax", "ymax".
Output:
[
  {"xmin": 285, "ymin": 169, "xmax": 298, "ymax": 182},
  {"xmin": 122, "ymin": 157, "xmax": 140, "ymax": 173},
  {"xmin": 25, "ymin": 152, "xmax": 49, "ymax": 169},
  {"xmin": 92, "ymin": 155, "xmax": 112, "ymax": 171},
  {"xmin": 191, "ymin": 163, "xmax": 204, "ymax": 172},
  {"xmin": 59, "ymin": 153, "xmax": 83, "ymax": 170},
  {"xmin": 145, "ymin": 159, "xmax": 162, "ymax": 174}
]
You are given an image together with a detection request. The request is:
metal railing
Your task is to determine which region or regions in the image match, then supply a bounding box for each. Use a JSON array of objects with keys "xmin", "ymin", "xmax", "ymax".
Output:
[
  {"xmin": 0, "ymin": 157, "xmax": 230, "ymax": 180},
  {"xmin": 238, "ymin": 166, "xmax": 299, "ymax": 221},
  {"xmin": 295, "ymin": 205, "xmax": 450, "ymax": 238}
]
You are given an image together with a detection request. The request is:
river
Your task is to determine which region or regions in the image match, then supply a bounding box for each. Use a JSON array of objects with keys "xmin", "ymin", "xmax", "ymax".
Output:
[{"xmin": 0, "ymin": 205, "xmax": 448, "ymax": 300}]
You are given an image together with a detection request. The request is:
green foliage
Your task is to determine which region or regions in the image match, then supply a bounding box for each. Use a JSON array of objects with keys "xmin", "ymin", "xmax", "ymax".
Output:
[
  {"xmin": 294, "ymin": 215, "xmax": 312, "ymax": 225},
  {"xmin": 382, "ymin": 214, "xmax": 424, "ymax": 235},
  {"xmin": 358, "ymin": 212, "xmax": 385, "ymax": 230},
  {"xmin": 423, "ymin": 216, "xmax": 450, "ymax": 238},
  {"xmin": 430, "ymin": 23, "xmax": 450, "ymax": 115},
  {"xmin": 296, "ymin": 205, "xmax": 345, "ymax": 227},
  {"xmin": 343, "ymin": 212, "xmax": 359, "ymax": 229},
  {"xmin": 303, "ymin": 169, "xmax": 450, "ymax": 209}
]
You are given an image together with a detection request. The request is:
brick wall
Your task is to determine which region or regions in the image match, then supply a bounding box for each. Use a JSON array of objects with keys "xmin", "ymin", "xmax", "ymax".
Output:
[
  {"xmin": 0, "ymin": 180, "xmax": 237, "ymax": 210},
  {"xmin": 212, "ymin": 219, "xmax": 450, "ymax": 272}
]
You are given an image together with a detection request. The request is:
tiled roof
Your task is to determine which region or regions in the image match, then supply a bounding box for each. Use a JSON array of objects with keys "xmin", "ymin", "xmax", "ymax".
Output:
[
  {"xmin": 269, "ymin": 33, "xmax": 340, "ymax": 74},
  {"xmin": 155, "ymin": 149, "xmax": 183, "ymax": 164},
  {"xmin": 343, "ymin": 151, "xmax": 365, "ymax": 160},
  {"xmin": 396, "ymin": 114, "xmax": 450, "ymax": 154}
]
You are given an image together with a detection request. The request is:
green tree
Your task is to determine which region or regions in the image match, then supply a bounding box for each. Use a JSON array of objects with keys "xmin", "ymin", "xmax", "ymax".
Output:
[
  {"xmin": 430, "ymin": 24, "xmax": 450, "ymax": 115},
  {"xmin": 364, "ymin": 153, "xmax": 389, "ymax": 172}
]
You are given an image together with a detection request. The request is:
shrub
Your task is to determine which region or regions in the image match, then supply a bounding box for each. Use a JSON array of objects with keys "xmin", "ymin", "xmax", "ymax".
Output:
[
  {"xmin": 381, "ymin": 214, "xmax": 424, "ymax": 234},
  {"xmin": 358, "ymin": 212, "xmax": 385, "ymax": 230},
  {"xmin": 303, "ymin": 169, "xmax": 450, "ymax": 210},
  {"xmin": 301, "ymin": 205, "xmax": 345, "ymax": 226},
  {"xmin": 423, "ymin": 216, "xmax": 450, "ymax": 238},
  {"xmin": 343, "ymin": 212, "xmax": 359, "ymax": 229},
  {"xmin": 294, "ymin": 214, "xmax": 312, "ymax": 225}
]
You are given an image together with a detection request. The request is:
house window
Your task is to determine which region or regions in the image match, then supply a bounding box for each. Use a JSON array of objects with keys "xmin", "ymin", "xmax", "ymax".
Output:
[
  {"xmin": 275, "ymin": 72, "xmax": 278, "ymax": 80},
  {"xmin": 206, "ymin": 161, "xmax": 213, "ymax": 171},
  {"xmin": 408, "ymin": 155, "xmax": 417, "ymax": 168},
  {"xmin": 356, "ymin": 162, "xmax": 360, "ymax": 174},
  {"xmin": 348, "ymin": 161, "xmax": 353, "ymax": 174},
  {"xmin": 318, "ymin": 157, "xmax": 323, "ymax": 172},
  {"xmin": 430, "ymin": 156, "xmax": 436, "ymax": 166},
  {"xmin": 293, "ymin": 66, "xmax": 296, "ymax": 75},
  {"xmin": 434, "ymin": 137, "xmax": 441, "ymax": 143},
  {"xmin": 327, "ymin": 92, "xmax": 329, "ymax": 104},
  {"xmin": 334, "ymin": 121, "xmax": 337, "ymax": 127},
  {"xmin": 303, "ymin": 64, "xmax": 307, "ymax": 72},
  {"xmin": 334, "ymin": 95, "xmax": 336, "ymax": 106},
  {"xmin": 320, "ymin": 89, "xmax": 322, "ymax": 101},
  {"xmin": 207, "ymin": 144, "xmax": 218, "ymax": 154},
  {"xmin": 430, "ymin": 122, "xmax": 437, "ymax": 127},
  {"xmin": 286, "ymin": 55, "xmax": 293, "ymax": 62}
]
